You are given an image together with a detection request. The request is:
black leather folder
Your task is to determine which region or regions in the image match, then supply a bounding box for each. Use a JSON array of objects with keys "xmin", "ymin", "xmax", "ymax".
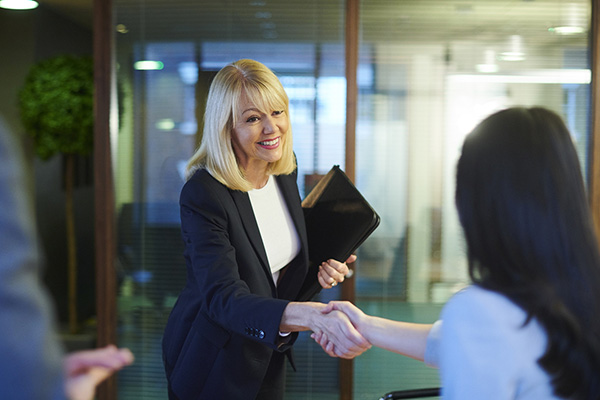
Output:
[{"xmin": 296, "ymin": 165, "xmax": 380, "ymax": 301}]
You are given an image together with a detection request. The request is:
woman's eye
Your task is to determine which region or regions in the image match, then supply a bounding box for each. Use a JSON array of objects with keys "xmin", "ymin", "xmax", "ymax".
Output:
[
  {"xmin": 246, "ymin": 116, "xmax": 259, "ymax": 123},
  {"xmin": 273, "ymin": 110, "xmax": 285, "ymax": 116}
]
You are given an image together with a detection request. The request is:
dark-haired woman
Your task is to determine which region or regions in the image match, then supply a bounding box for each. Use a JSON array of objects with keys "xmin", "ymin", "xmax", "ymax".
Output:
[{"xmin": 316, "ymin": 107, "xmax": 600, "ymax": 399}]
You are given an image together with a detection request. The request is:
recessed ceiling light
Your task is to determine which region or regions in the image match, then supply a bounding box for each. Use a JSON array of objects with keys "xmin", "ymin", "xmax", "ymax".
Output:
[
  {"xmin": 500, "ymin": 35, "xmax": 526, "ymax": 61},
  {"xmin": 476, "ymin": 64, "xmax": 499, "ymax": 73},
  {"xmin": 155, "ymin": 119, "xmax": 175, "ymax": 131},
  {"xmin": 0, "ymin": 0, "xmax": 38, "ymax": 10},
  {"xmin": 134, "ymin": 61, "xmax": 164, "ymax": 71},
  {"xmin": 477, "ymin": 49, "xmax": 499, "ymax": 73},
  {"xmin": 499, "ymin": 52, "xmax": 526, "ymax": 62},
  {"xmin": 549, "ymin": 26, "xmax": 585, "ymax": 35}
]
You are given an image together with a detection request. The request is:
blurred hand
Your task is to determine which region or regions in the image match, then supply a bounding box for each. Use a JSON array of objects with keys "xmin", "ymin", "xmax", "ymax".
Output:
[
  {"xmin": 318, "ymin": 254, "xmax": 356, "ymax": 289},
  {"xmin": 64, "ymin": 345, "xmax": 134, "ymax": 400},
  {"xmin": 309, "ymin": 305, "xmax": 370, "ymax": 359}
]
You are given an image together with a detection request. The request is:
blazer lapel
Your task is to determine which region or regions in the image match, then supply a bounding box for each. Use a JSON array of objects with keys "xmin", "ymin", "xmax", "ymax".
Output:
[
  {"xmin": 275, "ymin": 173, "xmax": 308, "ymax": 256},
  {"xmin": 229, "ymin": 190, "xmax": 273, "ymax": 285},
  {"xmin": 275, "ymin": 173, "xmax": 310, "ymax": 300}
]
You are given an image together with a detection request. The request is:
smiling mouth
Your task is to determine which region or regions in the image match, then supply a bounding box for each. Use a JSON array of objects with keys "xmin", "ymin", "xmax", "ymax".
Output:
[{"xmin": 257, "ymin": 137, "xmax": 280, "ymax": 148}]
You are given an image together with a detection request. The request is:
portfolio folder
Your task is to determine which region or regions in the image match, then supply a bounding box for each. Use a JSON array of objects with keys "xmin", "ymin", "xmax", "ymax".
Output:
[{"xmin": 297, "ymin": 165, "xmax": 380, "ymax": 301}]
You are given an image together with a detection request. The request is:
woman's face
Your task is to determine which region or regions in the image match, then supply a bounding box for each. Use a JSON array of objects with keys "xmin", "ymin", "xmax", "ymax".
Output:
[{"xmin": 231, "ymin": 91, "xmax": 289, "ymax": 174}]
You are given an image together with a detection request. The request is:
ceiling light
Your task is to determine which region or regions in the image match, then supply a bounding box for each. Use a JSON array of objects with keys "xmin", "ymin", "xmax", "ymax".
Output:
[
  {"xmin": 155, "ymin": 119, "xmax": 175, "ymax": 131},
  {"xmin": 549, "ymin": 2, "xmax": 586, "ymax": 35},
  {"xmin": 500, "ymin": 35, "xmax": 526, "ymax": 62},
  {"xmin": 499, "ymin": 52, "xmax": 526, "ymax": 62},
  {"xmin": 450, "ymin": 69, "xmax": 591, "ymax": 84},
  {"xmin": 549, "ymin": 26, "xmax": 585, "ymax": 35},
  {"xmin": 134, "ymin": 60, "xmax": 164, "ymax": 71},
  {"xmin": 476, "ymin": 64, "xmax": 499, "ymax": 73},
  {"xmin": 476, "ymin": 50, "xmax": 499, "ymax": 73},
  {"xmin": 0, "ymin": 0, "xmax": 38, "ymax": 10}
]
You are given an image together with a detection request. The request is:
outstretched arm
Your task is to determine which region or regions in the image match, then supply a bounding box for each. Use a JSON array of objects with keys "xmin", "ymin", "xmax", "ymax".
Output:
[
  {"xmin": 280, "ymin": 301, "xmax": 371, "ymax": 359},
  {"xmin": 315, "ymin": 301, "xmax": 432, "ymax": 362}
]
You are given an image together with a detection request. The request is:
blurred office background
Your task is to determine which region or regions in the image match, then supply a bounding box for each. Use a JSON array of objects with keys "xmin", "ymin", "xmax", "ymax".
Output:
[{"xmin": 0, "ymin": 0, "xmax": 596, "ymax": 399}]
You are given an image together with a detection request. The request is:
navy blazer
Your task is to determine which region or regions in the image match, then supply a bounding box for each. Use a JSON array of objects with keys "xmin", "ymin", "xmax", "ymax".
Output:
[{"xmin": 162, "ymin": 168, "xmax": 314, "ymax": 399}]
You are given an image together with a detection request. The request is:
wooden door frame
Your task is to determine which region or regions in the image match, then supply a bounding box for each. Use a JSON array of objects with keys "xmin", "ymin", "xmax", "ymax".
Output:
[
  {"xmin": 342, "ymin": 1, "xmax": 359, "ymax": 399},
  {"xmin": 93, "ymin": 0, "xmax": 117, "ymax": 398},
  {"xmin": 591, "ymin": 0, "xmax": 600, "ymax": 239}
]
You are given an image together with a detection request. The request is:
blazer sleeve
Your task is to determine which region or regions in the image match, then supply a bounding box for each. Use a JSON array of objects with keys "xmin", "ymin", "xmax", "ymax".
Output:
[{"xmin": 179, "ymin": 173, "xmax": 291, "ymax": 350}]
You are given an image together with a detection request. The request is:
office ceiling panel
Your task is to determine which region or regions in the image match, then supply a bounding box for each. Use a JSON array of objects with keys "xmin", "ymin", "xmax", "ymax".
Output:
[{"xmin": 39, "ymin": 0, "xmax": 590, "ymax": 46}]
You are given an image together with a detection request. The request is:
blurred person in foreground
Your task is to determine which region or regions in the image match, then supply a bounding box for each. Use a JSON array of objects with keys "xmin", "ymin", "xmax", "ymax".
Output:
[
  {"xmin": 162, "ymin": 59, "xmax": 369, "ymax": 400},
  {"xmin": 316, "ymin": 107, "xmax": 600, "ymax": 400},
  {"xmin": 0, "ymin": 115, "xmax": 134, "ymax": 400}
]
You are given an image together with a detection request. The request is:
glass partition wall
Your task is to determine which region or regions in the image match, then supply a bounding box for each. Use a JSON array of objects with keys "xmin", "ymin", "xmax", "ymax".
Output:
[
  {"xmin": 353, "ymin": 1, "xmax": 591, "ymax": 398},
  {"xmin": 113, "ymin": 1, "xmax": 347, "ymax": 398},
  {"xmin": 111, "ymin": 0, "xmax": 592, "ymax": 398}
]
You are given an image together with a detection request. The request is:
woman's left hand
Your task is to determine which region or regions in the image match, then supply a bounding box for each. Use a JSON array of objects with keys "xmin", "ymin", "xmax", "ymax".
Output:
[{"xmin": 318, "ymin": 254, "xmax": 356, "ymax": 289}]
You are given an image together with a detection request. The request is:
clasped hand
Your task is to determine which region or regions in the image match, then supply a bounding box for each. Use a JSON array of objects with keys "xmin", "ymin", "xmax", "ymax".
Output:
[{"xmin": 311, "ymin": 301, "xmax": 369, "ymax": 359}]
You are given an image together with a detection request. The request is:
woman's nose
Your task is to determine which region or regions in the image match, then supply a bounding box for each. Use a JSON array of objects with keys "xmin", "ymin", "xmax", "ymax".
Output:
[{"xmin": 262, "ymin": 116, "xmax": 277, "ymax": 134}]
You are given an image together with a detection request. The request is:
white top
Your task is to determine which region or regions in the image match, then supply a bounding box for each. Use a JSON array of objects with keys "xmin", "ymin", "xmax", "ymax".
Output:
[
  {"xmin": 248, "ymin": 175, "xmax": 300, "ymax": 285},
  {"xmin": 424, "ymin": 285, "xmax": 559, "ymax": 399}
]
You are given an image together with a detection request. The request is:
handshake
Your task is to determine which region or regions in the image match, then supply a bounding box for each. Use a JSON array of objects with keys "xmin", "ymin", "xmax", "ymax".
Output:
[
  {"xmin": 281, "ymin": 255, "xmax": 431, "ymax": 361},
  {"xmin": 309, "ymin": 301, "xmax": 372, "ymax": 359},
  {"xmin": 279, "ymin": 300, "xmax": 375, "ymax": 359},
  {"xmin": 287, "ymin": 300, "xmax": 431, "ymax": 363}
]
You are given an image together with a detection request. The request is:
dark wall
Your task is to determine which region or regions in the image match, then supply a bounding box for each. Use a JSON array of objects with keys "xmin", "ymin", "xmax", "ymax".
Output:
[{"xmin": 0, "ymin": 5, "xmax": 94, "ymax": 326}]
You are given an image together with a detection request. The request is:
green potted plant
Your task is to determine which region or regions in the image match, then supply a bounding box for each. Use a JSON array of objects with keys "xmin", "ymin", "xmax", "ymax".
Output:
[{"xmin": 18, "ymin": 54, "xmax": 94, "ymax": 335}]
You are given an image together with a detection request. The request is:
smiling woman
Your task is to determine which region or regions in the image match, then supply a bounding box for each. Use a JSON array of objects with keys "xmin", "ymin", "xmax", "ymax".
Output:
[
  {"xmin": 231, "ymin": 92, "xmax": 289, "ymax": 188},
  {"xmin": 161, "ymin": 59, "xmax": 366, "ymax": 400},
  {"xmin": 185, "ymin": 59, "xmax": 297, "ymax": 192}
]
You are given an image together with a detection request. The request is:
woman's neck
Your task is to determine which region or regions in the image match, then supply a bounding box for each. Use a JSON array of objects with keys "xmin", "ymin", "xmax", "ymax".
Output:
[{"xmin": 244, "ymin": 164, "xmax": 269, "ymax": 189}]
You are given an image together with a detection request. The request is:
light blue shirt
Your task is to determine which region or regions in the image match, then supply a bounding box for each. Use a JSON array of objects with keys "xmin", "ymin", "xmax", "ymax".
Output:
[
  {"xmin": 0, "ymin": 117, "xmax": 66, "ymax": 399},
  {"xmin": 425, "ymin": 285, "xmax": 560, "ymax": 399}
]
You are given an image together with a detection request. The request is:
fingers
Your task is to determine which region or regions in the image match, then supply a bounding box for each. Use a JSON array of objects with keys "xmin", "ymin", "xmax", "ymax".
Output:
[
  {"xmin": 321, "ymin": 300, "xmax": 348, "ymax": 314},
  {"xmin": 316, "ymin": 310, "xmax": 371, "ymax": 359},
  {"xmin": 318, "ymin": 258, "xmax": 354, "ymax": 289},
  {"xmin": 330, "ymin": 301, "xmax": 364, "ymax": 325},
  {"xmin": 311, "ymin": 331, "xmax": 338, "ymax": 358},
  {"xmin": 317, "ymin": 269, "xmax": 334, "ymax": 289},
  {"xmin": 65, "ymin": 346, "xmax": 134, "ymax": 375}
]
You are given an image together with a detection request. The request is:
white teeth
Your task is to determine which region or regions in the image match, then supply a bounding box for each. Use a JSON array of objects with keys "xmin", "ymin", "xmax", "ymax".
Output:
[{"xmin": 259, "ymin": 138, "xmax": 279, "ymax": 146}]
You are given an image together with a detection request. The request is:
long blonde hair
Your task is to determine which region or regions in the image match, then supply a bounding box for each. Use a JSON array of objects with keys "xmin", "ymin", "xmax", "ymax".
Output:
[{"xmin": 186, "ymin": 59, "xmax": 296, "ymax": 191}]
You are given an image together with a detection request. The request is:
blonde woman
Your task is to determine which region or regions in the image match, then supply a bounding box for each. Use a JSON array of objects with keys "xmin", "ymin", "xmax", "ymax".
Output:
[{"xmin": 162, "ymin": 59, "xmax": 369, "ymax": 400}]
